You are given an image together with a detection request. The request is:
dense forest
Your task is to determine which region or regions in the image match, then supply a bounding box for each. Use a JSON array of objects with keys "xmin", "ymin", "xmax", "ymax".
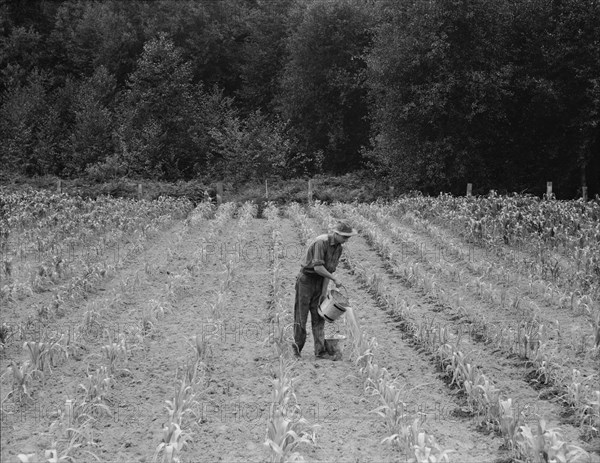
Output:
[{"xmin": 1, "ymin": 0, "xmax": 599, "ymax": 197}]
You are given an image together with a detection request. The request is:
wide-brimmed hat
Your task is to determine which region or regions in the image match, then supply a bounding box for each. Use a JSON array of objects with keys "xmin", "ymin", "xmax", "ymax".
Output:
[{"xmin": 333, "ymin": 221, "xmax": 357, "ymax": 237}]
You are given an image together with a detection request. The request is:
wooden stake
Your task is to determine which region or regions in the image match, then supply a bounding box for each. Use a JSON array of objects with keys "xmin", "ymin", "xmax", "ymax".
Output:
[
  {"xmin": 138, "ymin": 184, "xmax": 143, "ymax": 200},
  {"xmin": 546, "ymin": 181, "xmax": 553, "ymax": 198},
  {"xmin": 582, "ymin": 186, "xmax": 588, "ymax": 201},
  {"xmin": 308, "ymin": 179, "xmax": 313, "ymax": 204},
  {"xmin": 265, "ymin": 179, "xmax": 269, "ymax": 200},
  {"xmin": 216, "ymin": 182, "xmax": 223, "ymax": 206},
  {"xmin": 57, "ymin": 180, "xmax": 62, "ymax": 194},
  {"xmin": 466, "ymin": 183, "xmax": 473, "ymax": 197}
]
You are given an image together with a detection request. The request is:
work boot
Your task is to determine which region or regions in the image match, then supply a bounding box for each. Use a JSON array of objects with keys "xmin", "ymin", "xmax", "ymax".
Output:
[{"xmin": 291, "ymin": 344, "xmax": 301, "ymax": 359}]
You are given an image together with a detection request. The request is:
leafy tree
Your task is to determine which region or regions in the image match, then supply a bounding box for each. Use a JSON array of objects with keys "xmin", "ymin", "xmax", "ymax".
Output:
[
  {"xmin": 0, "ymin": 26, "xmax": 43, "ymax": 92},
  {"xmin": 66, "ymin": 66, "xmax": 117, "ymax": 175},
  {"xmin": 0, "ymin": 69, "xmax": 62, "ymax": 175},
  {"xmin": 137, "ymin": 0, "xmax": 253, "ymax": 97},
  {"xmin": 366, "ymin": 0, "xmax": 600, "ymax": 196},
  {"xmin": 236, "ymin": 0, "xmax": 292, "ymax": 113},
  {"xmin": 208, "ymin": 111, "xmax": 291, "ymax": 183},
  {"xmin": 278, "ymin": 0, "xmax": 374, "ymax": 174},
  {"xmin": 116, "ymin": 33, "xmax": 234, "ymax": 179},
  {"xmin": 49, "ymin": 1, "xmax": 142, "ymax": 84},
  {"xmin": 366, "ymin": 0, "xmax": 516, "ymax": 193},
  {"xmin": 541, "ymin": 0, "xmax": 600, "ymax": 195}
]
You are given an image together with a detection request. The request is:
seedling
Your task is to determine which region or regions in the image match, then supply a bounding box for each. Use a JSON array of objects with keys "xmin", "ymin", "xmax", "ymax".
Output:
[
  {"xmin": 101, "ymin": 334, "xmax": 129, "ymax": 375},
  {"xmin": 154, "ymin": 422, "xmax": 189, "ymax": 463},
  {"xmin": 413, "ymin": 431, "xmax": 453, "ymax": 463},
  {"xmin": 79, "ymin": 365, "xmax": 113, "ymax": 405},
  {"xmin": 498, "ymin": 399, "xmax": 521, "ymax": 450},
  {"xmin": 165, "ymin": 379, "xmax": 196, "ymax": 425},
  {"xmin": 2, "ymin": 361, "xmax": 34, "ymax": 404},
  {"xmin": 265, "ymin": 405, "xmax": 318, "ymax": 463}
]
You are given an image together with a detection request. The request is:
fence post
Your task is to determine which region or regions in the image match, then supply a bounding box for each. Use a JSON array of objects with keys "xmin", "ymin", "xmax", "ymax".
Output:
[
  {"xmin": 308, "ymin": 179, "xmax": 313, "ymax": 205},
  {"xmin": 466, "ymin": 183, "xmax": 473, "ymax": 197},
  {"xmin": 216, "ymin": 182, "xmax": 223, "ymax": 206},
  {"xmin": 138, "ymin": 184, "xmax": 143, "ymax": 200},
  {"xmin": 57, "ymin": 180, "xmax": 62, "ymax": 194},
  {"xmin": 582, "ymin": 186, "xmax": 588, "ymax": 201},
  {"xmin": 389, "ymin": 185, "xmax": 394, "ymax": 198},
  {"xmin": 546, "ymin": 181, "xmax": 553, "ymax": 198}
]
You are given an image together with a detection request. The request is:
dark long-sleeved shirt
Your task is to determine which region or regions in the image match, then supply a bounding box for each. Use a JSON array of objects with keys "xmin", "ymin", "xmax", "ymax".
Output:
[{"xmin": 300, "ymin": 234, "xmax": 342, "ymax": 275}]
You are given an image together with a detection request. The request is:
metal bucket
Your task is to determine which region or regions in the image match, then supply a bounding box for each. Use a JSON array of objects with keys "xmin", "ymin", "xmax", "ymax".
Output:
[
  {"xmin": 324, "ymin": 335, "xmax": 346, "ymax": 360},
  {"xmin": 318, "ymin": 288, "xmax": 350, "ymax": 323}
]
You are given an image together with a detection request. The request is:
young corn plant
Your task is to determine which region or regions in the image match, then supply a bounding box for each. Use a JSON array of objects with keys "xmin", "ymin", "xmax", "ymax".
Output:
[
  {"xmin": 563, "ymin": 369, "xmax": 599, "ymax": 428},
  {"xmin": 498, "ymin": 399, "xmax": 521, "ymax": 451},
  {"xmin": 532, "ymin": 349, "xmax": 559, "ymax": 385},
  {"xmin": 101, "ymin": 334, "xmax": 129, "ymax": 375},
  {"xmin": 266, "ymin": 356, "xmax": 317, "ymax": 463},
  {"xmin": 165, "ymin": 379, "xmax": 197, "ymax": 426},
  {"xmin": 78, "ymin": 365, "xmax": 113, "ymax": 406},
  {"xmin": 265, "ymin": 405, "xmax": 318, "ymax": 463},
  {"xmin": 2, "ymin": 361, "xmax": 35, "ymax": 405},
  {"xmin": 39, "ymin": 433, "xmax": 100, "ymax": 463},
  {"xmin": 155, "ymin": 352, "xmax": 201, "ymax": 463},
  {"xmin": 413, "ymin": 431, "xmax": 453, "ymax": 463},
  {"xmin": 177, "ymin": 359, "xmax": 200, "ymax": 389},
  {"xmin": 382, "ymin": 416, "xmax": 421, "ymax": 457},
  {"xmin": 81, "ymin": 307, "xmax": 103, "ymax": 336},
  {"xmin": 369, "ymin": 378, "xmax": 407, "ymax": 447},
  {"xmin": 269, "ymin": 356, "xmax": 298, "ymax": 409},
  {"xmin": 47, "ymin": 334, "xmax": 69, "ymax": 369},
  {"xmin": 189, "ymin": 335, "xmax": 210, "ymax": 366},
  {"xmin": 23, "ymin": 340, "xmax": 50, "ymax": 375},
  {"xmin": 564, "ymin": 369, "xmax": 584, "ymax": 408},
  {"xmin": 49, "ymin": 398, "xmax": 105, "ymax": 448},
  {"xmin": 186, "ymin": 335, "xmax": 210, "ymax": 384},
  {"xmin": 475, "ymin": 377, "xmax": 500, "ymax": 427},
  {"xmin": 154, "ymin": 422, "xmax": 190, "ymax": 463},
  {"xmin": 515, "ymin": 418, "xmax": 590, "ymax": 463},
  {"xmin": 381, "ymin": 416, "xmax": 453, "ymax": 463},
  {"xmin": 354, "ymin": 333, "xmax": 377, "ymax": 375},
  {"xmin": 265, "ymin": 312, "xmax": 293, "ymax": 358}
]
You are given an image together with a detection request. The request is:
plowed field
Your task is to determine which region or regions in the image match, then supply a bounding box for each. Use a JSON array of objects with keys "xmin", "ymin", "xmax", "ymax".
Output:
[{"xmin": 1, "ymin": 198, "xmax": 599, "ymax": 463}]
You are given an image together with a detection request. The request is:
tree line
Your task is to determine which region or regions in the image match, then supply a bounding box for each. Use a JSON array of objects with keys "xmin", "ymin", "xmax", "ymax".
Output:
[{"xmin": 1, "ymin": 0, "xmax": 598, "ymax": 197}]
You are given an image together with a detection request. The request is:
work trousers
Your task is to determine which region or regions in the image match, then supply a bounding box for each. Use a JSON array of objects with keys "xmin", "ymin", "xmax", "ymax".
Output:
[{"xmin": 293, "ymin": 273, "xmax": 326, "ymax": 357}]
